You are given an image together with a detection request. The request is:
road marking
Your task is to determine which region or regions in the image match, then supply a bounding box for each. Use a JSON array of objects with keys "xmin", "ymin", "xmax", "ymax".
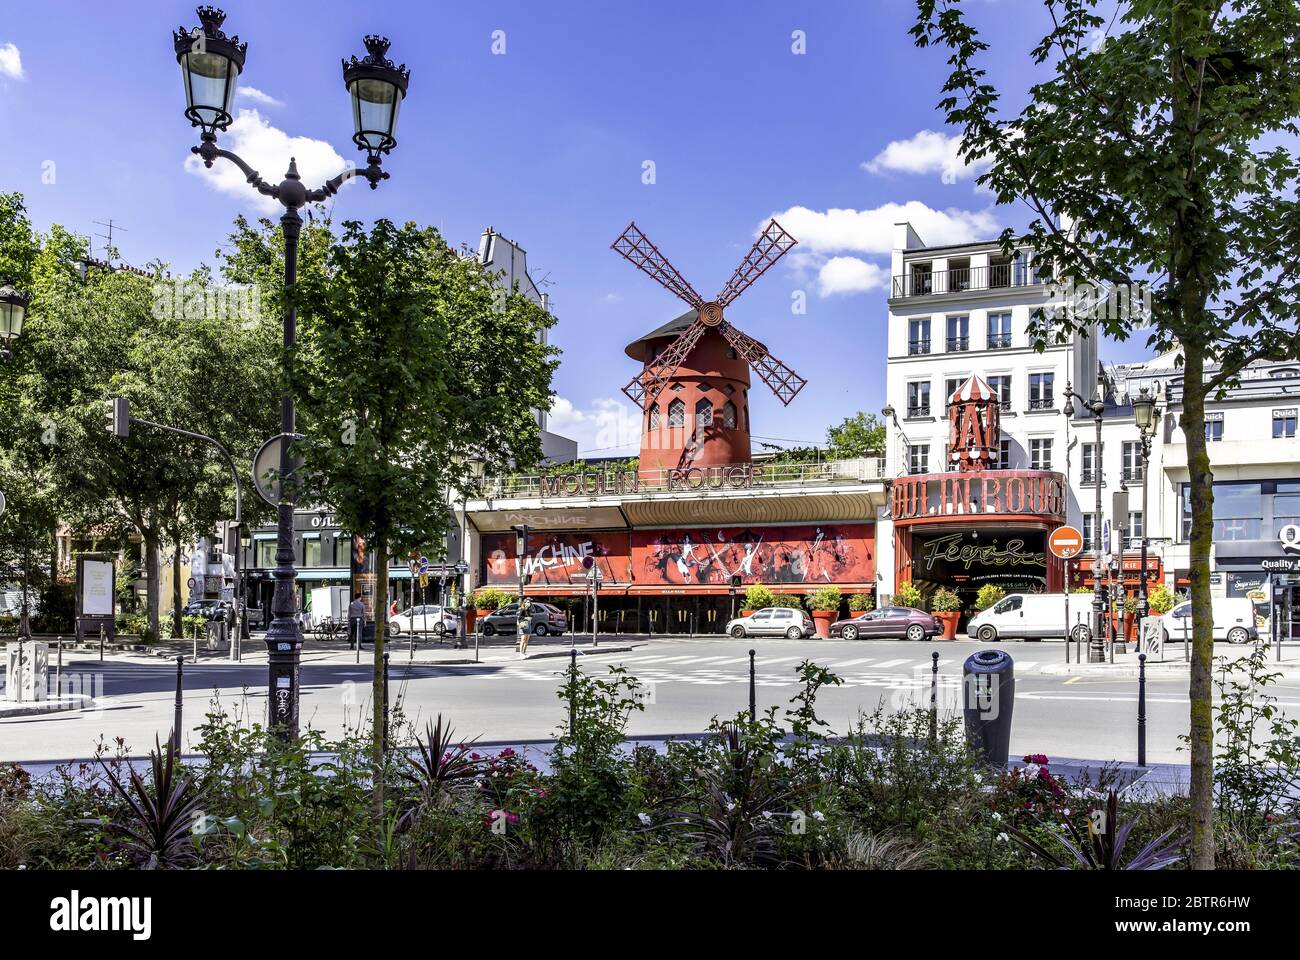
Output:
[
  {"xmin": 1064, "ymin": 676, "xmax": 1082, "ymax": 685},
  {"xmin": 873, "ymin": 659, "xmax": 911, "ymax": 669},
  {"xmin": 834, "ymin": 658, "xmax": 876, "ymax": 667}
]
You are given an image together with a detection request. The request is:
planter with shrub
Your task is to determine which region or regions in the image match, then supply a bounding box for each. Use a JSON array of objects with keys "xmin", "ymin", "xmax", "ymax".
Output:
[
  {"xmin": 930, "ymin": 588, "xmax": 962, "ymax": 640},
  {"xmin": 848, "ymin": 592, "xmax": 874, "ymax": 614},
  {"xmin": 742, "ymin": 584, "xmax": 776, "ymax": 616},
  {"xmin": 895, "ymin": 581, "xmax": 923, "ymax": 609},
  {"xmin": 1147, "ymin": 583, "xmax": 1174, "ymax": 615},
  {"xmin": 808, "ymin": 586, "xmax": 842, "ymax": 639},
  {"xmin": 974, "ymin": 584, "xmax": 1005, "ymax": 614}
]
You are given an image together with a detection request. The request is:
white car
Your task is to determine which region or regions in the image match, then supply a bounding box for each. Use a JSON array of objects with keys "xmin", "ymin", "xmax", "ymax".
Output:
[
  {"xmin": 1161, "ymin": 597, "xmax": 1259, "ymax": 644},
  {"xmin": 388, "ymin": 604, "xmax": 459, "ymax": 638},
  {"xmin": 726, "ymin": 607, "xmax": 815, "ymax": 639}
]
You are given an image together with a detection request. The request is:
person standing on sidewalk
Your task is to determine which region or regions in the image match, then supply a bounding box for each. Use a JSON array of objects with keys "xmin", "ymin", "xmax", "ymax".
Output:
[{"xmin": 516, "ymin": 597, "xmax": 533, "ymax": 658}]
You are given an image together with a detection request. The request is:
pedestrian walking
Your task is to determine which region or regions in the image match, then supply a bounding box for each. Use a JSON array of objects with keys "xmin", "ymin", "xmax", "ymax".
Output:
[{"xmin": 517, "ymin": 597, "xmax": 532, "ymax": 658}]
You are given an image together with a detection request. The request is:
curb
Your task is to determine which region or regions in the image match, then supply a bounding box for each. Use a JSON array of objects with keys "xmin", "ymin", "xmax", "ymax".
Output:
[
  {"xmin": 1040, "ymin": 658, "xmax": 1300, "ymax": 678},
  {"xmin": 0, "ymin": 695, "xmax": 95, "ymax": 718}
]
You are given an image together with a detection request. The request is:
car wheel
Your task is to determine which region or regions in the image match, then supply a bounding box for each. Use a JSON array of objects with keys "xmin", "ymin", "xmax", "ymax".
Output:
[
  {"xmin": 977, "ymin": 624, "xmax": 997, "ymax": 643},
  {"xmin": 533, "ymin": 624, "xmax": 548, "ymax": 637},
  {"xmin": 1227, "ymin": 627, "xmax": 1250, "ymax": 645},
  {"xmin": 481, "ymin": 623, "xmax": 496, "ymax": 637},
  {"xmin": 841, "ymin": 624, "xmax": 859, "ymax": 641},
  {"xmin": 1070, "ymin": 624, "xmax": 1091, "ymax": 644},
  {"xmin": 907, "ymin": 624, "xmax": 926, "ymax": 642},
  {"xmin": 434, "ymin": 622, "xmax": 446, "ymax": 637},
  {"xmin": 786, "ymin": 626, "xmax": 802, "ymax": 640},
  {"xmin": 388, "ymin": 623, "xmax": 402, "ymax": 638},
  {"xmin": 730, "ymin": 625, "xmax": 747, "ymax": 639}
]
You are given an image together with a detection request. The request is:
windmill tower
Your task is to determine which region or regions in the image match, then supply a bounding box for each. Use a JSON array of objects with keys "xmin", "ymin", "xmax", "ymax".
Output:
[{"xmin": 613, "ymin": 220, "xmax": 807, "ymax": 474}]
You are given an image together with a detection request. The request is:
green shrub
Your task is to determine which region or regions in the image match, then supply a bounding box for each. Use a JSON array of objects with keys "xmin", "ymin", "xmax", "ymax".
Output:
[
  {"xmin": 1148, "ymin": 583, "xmax": 1175, "ymax": 614},
  {"xmin": 975, "ymin": 584, "xmax": 1005, "ymax": 610},
  {"xmin": 808, "ymin": 586, "xmax": 842, "ymax": 613},
  {"xmin": 895, "ymin": 582, "xmax": 922, "ymax": 608},
  {"xmin": 931, "ymin": 588, "xmax": 961, "ymax": 613},
  {"xmin": 772, "ymin": 594, "xmax": 804, "ymax": 609},
  {"xmin": 848, "ymin": 592, "xmax": 874, "ymax": 613},
  {"xmin": 471, "ymin": 588, "xmax": 512, "ymax": 611},
  {"xmin": 743, "ymin": 583, "xmax": 776, "ymax": 610}
]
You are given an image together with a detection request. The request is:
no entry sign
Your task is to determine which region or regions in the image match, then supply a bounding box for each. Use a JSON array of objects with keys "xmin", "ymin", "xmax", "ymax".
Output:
[{"xmin": 1048, "ymin": 525, "xmax": 1085, "ymax": 560}]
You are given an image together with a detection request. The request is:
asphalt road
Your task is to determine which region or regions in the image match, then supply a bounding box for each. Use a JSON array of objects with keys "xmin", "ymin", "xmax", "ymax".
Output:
[{"xmin": 4, "ymin": 636, "xmax": 1299, "ymax": 765}]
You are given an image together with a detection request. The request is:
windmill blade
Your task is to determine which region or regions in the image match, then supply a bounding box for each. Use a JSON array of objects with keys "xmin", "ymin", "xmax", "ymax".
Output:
[
  {"xmin": 622, "ymin": 317, "xmax": 709, "ymax": 408},
  {"xmin": 611, "ymin": 222, "xmax": 705, "ymax": 310},
  {"xmin": 718, "ymin": 321, "xmax": 807, "ymax": 406},
  {"xmin": 715, "ymin": 219, "xmax": 797, "ymax": 308}
]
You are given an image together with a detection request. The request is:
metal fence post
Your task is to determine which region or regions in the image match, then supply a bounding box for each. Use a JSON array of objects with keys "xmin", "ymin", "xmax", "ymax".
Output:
[
  {"xmin": 174, "ymin": 654, "xmax": 184, "ymax": 749},
  {"xmin": 1137, "ymin": 652, "xmax": 1147, "ymax": 767},
  {"xmin": 929, "ymin": 651, "xmax": 939, "ymax": 741},
  {"xmin": 382, "ymin": 651, "xmax": 390, "ymax": 754},
  {"xmin": 748, "ymin": 649, "xmax": 756, "ymax": 721},
  {"xmin": 569, "ymin": 648, "xmax": 579, "ymax": 734}
]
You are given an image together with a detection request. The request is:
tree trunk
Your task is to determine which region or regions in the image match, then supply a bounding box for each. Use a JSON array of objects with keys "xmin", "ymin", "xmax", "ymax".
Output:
[
  {"xmin": 1181, "ymin": 345, "xmax": 1216, "ymax": 869},
  {"xmin": 371, "ymin": 529, "xmax": 388, "ymax": 840},
  {"xmin": 171, "ymin": 532, "xmax": 185, "ymax": 641},
  {"xmin": 144, "ymin": 532, "xmax": 161, "ymax": 642}
]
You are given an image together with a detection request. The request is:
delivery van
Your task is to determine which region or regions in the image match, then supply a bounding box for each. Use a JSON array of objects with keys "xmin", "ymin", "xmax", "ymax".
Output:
[
  {"xmin": 1160, "ymin": 597, "xmax": 1259, "ymax": 644},
  {"xmin": 967, "ymin": 593, "xmax": 1096, "ymax": 642}
]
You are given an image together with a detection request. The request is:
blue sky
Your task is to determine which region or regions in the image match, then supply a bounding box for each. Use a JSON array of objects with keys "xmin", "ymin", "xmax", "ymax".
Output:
[{"xmin": 0, "ymin": 0, "xmax": 1142, "ymax": 457}]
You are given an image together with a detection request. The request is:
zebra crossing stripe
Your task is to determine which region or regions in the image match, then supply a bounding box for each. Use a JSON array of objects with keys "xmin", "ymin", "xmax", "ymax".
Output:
[
  {"xmin": 833, "ymin": 657, "xmax": 876, "ymax": 667},
  {"xmin": 873, "ymin": 658, "xmax": 911, "ymax": 668}
]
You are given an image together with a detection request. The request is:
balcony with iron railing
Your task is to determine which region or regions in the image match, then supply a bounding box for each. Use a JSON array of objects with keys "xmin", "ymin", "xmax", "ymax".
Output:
[
  {"xmin": 1028, "ymin": 397, "xmax": 1056, "ymax": 411},
  {"xmin": 1122, "ymin": 467, "xmax": 1145, "ymax": 483},
  {"xmin": 891, "ymin": 263, "xmax": 1052, "ymax": 299},
  {"xmin": 908, "ymin": 338, "xmax": 931, "ymax": 356},
  {"xmin": 987, "ymin": 332, "xmax": 1014, "ymax": 350},
  {"xmin": 946, "ymin": 335, "xmax": 969, "ymax": 352},
  {"xmin": 906, "ymin": 405, "xmax": 931, "ymax": 418}
]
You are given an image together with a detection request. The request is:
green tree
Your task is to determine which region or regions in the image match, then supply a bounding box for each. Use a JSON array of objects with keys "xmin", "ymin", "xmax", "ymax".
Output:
[
  {"xmin": 826, "ymin": 412, "xmax": 886, "ymax": 458},
  {"xmin": 289, "ymin": 218, "xmax": 559, "ymax": 828},
  {"xmin": 912, "ymin": 0, "xmax": 1300, "ymax": 867}
]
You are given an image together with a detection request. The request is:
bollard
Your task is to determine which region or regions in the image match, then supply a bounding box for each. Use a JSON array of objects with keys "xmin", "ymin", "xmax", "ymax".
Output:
[
  {"xmin": 1182, "ymin": 612, "xmax": 1189, "ymax": 662},
  {"xmin": 569, "ymin": 649, "xmax": 579, "ymax": 734},
  {"xmin": 382, "ymin": 652, "xmax": 390, "ymax": 755},
  {"xmin": 1137, "ymin": 653, "xmax": 1147, "ymax": 768},
  {"xmin": 14, "ymin": 638, "xmax": 23, "ymax": 704},
  {"xmin": 962, "ymin": 649, "xmax": 1016, "ymax": 767},
  {"xmin": 748, "ymin": 649, "xmax": 757, "ymax": 722},
  {"xmin": 55, "ymin": 637, "xmax": 62, "ymax": 701},
  {"xmin": 929, "ymin": 651, "xmax": 939, "ymax": 741},
  {"xmin": 355, "ymin": 619, "xmax": 362, "ymax": 665},
  {"xmin": 99, "ymin": 624, "xmax": 105, "ymax": 662},
  {"xmin": 174, "ymin": 655, "xmax": 185, "ymax": 749}
]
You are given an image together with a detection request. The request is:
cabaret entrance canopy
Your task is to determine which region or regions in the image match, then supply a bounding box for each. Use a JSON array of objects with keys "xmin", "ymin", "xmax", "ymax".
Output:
[{"xmin": 613, "ymin": 220, "xmax": 808, "ymax": 474}]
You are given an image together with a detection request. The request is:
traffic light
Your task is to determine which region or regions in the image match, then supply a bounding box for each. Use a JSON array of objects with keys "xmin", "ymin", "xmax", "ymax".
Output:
[{"xmin": 106, "ymin": 398, "xmax": 130, "ymax": 438}]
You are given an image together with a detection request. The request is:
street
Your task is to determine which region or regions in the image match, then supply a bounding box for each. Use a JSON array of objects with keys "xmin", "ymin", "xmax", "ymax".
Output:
[{"xmin": 4, "ymin": 636, "xmax": 1297, "ymax": 766}]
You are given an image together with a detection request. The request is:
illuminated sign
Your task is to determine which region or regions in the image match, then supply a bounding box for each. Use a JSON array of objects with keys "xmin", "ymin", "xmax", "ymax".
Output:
[
  {"xmin": 892, "ymin": 470, "xmax": 1066, "ymax": 523},
  {"xmin": 920, "ymin": 533, "xmax": 1044, "ymax": 572}
]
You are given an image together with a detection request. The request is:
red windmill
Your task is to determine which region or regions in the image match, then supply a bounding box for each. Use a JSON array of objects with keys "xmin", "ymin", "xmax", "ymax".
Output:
[{"xmin": 613, "ymin": 220, "xmax": 808, "ymax": 474}]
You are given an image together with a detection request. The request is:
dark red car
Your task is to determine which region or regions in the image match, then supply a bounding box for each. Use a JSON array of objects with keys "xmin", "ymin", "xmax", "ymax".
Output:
[{"xmin": 829, "ymin": 606, "xmax": 942, "ymax": 642}]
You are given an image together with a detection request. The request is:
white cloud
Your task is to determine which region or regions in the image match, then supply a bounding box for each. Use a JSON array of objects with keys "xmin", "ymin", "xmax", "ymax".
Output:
[
  {"xmin": 769, "ymin": 201, "xmax": 997, "ymax": 256},
  {"xmin": 237, "ymin": 86, "xmax": 283, "ymax": 108},
  {"xmin": 863, "ymin": 129, "xmax": 991, "ymax": 182},
  {"xmin": 183, "ymin": 109, "xmax": 351, "ymax": 213},
  {"xmin": 817, "ymin": 257, "xmax": 886, "ymax": 296},
  {"xmin": 0, "ymin": 43, "xmax": 23, "ymax": 80},
  {"xmin": 548, "ymin": 396, "xmax": 641, "ymax": 457}
]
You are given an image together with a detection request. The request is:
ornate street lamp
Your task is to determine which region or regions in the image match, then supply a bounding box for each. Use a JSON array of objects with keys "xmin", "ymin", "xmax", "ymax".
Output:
[
  {"xmin": 0, "ymin": 279, "xmax": 29, "ymax": 361},
  {"xmin": 1131, "ymin": 387, "xmax": 1160, "ymax": 618},
  {"xmin": 1063, "ymin": 363, "xmax": 1108, "ymax": 662},
  {"xmin": 172, "ymin": 6, "xmax": 411, "ymax": 739}
]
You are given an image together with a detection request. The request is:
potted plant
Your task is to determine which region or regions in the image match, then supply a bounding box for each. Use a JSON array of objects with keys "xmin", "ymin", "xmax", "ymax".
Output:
[
  {"xmin": 1121, "ymin": 594, "xmax": 1140, "ymax": 642},
  {"xmin": 808, "ymin": 586, "xmax": 842, "ymax": 638},
  {"xmin": 895, "ymin": 581, "xmax": 923, "ymax": 609},
  {"xmin": 469, "ymin": 587, "xmax": 508, "ymax": 633},
  {"xmin": 974, "ymin": 584, "xmax": 1005, "ymax": 614},
  {"xmin": 742, "ymin": 583, "xmax": 776, "ymax": 617},
  {"xmin": 931, "ymin": 588, "xmax": 962, "ymax": 640},
  {"xmin": 848, "ymin": 592, "xmax": 874, "ymax": 614},
  {"xmin": 1147, "ymin": 583, "xmax": 1174, "ymax": 615}
]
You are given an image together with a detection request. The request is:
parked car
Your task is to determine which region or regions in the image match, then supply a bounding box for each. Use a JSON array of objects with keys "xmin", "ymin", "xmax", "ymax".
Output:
[
  {"xmin": 830, "ymin": 606, "xmax": 941, "ymax": 642},
  {"xmin": 388, "ymin": 604, "xmax": 459, "ymax": 638},
  {"xmin": 1161, "ymin": 597, "xmax": 1259, "ymax": 644},
  {"xmin": 479, "ymin": 601, "xmax": 568, "ymax": 637},
  {"xmin": 726, "ymin": 607, "xmax": 815, "ymax": 639},
  {"xmin": 182, "ymin": 598, "xmax": 233, "ymax": 621},
  {"xmin": 967, "ymin": 593, "xmax": 1094, "ymax": 642}
]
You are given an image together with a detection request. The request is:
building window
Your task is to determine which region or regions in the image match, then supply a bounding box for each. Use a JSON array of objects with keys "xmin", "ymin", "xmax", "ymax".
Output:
[
  {"xmin": 1081, "ymin": 442, "xmax": 1101, "ymax": 485},
  {"xmin": 303, "ymin": 536, "xmax": 322, "ymax": 568},
  {"xmin": 255, "ymin": 539, "xmax": 276, "ymax": 568},
  {"xmin": 948, "ymin": 257, "xmax": 972, "ymax": 292},
  {"xmin": 1180, "ymin": 482, "xmax": 1263, "ymax": 541},
  {"xmin": 988, "ymin": 375, "xmax": 1012, "ymax": 411},
  {"xmin": 944, "ymin": 377, "xmax": 963, "ymax": 409},
  {"xmin": 648, "ymin": 404, "xmax": 661, "ymax": 431},
  {"xmin": 907, "ymin": 444, "xmax": 930, "ymax": 475},
  {"xmin": 908, "ymin": 319, "xmax": 931, "ymax": 355},
  {"xmin": 1205, "ymin": 416, "xmax": 1223, "ymax": 441},
  {"xmin": 1273, "ymin": 409, "xmax": 1297, "ymax": 438},
  {"xmin": 989, "ymin": 255, "xmax": 1012, "ymax": 288},
  {"xmin": 988, "ymin": 312, "xmax": 1012, "ymax": 349},
  {"xmin": 1128, "ymin": 511, "xmax": 1144, "ymax": 541},
  {"xmin": 946, "ymin": 315, "xmax": 969, "ymax": 352},
  {"xmin": 695, "ymin": 398, "xmax": 714, "ymax": 430},
  {"xmin": 1028, "ymin": 372, "xmax": 1055, "ymax": 410},
  {"xmin": 1274, "ymin": 484, "xmax": 1300, "ymax": 534},
  {"xmin": 1029, "ymin": 438, "xmax": 1053, "ymax": 470},
  {"xmin": 997, "ymin": 439, "xmax": 1012, "ymax": 469},
  {"xmin": 1122, "ymin": 441, "xmax": 1143, "ymax": 482},
  {"xmin": 722, "ymin": 401, "xmax": 737, "ymax": 429},
  {"xmin": 907, "ymin": 381, "xmax": 931, "ymax": 417},
  {"xmin": 1082, "ymin": 513, "xmax": 1097, "ymax": 551},
  {"xmin": 667, "ymin": 399, "xmax": 685, "ymax": 428},
  {"xmin": 909, "ymin": 261, "xmax": 933, "ymax": 295},
  {"xmin": 335, "ymin": 536, "xmax": 352, "ymax": 568}
]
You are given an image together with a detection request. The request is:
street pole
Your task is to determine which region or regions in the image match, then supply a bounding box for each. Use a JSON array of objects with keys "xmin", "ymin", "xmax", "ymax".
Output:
[
  {"xmin": 1138, "ymin": 430, "xmax": 1152, "ymax": 620},
  {"xmin": 1137, "ymin": 652, "xmax": 1148, "ymax": 767},
  {"xmin": 1064, "ymin": 363, "xmax": 1108, "ymax": 662},
  {"xmin": 173, "ymin": 654, "xmax": 184, "ymax": 750}
]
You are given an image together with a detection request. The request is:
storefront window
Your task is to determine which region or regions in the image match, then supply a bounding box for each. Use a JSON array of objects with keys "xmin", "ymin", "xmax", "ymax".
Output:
[
  {"xmin": 1180, "ymin": 482, "xmax": 1262, "ymax": 540},
  {"xmin": 336, "ymin": 536, "xmax": 352, "ymax": 568},
  {"xmin": 255, "ymin": 539, "xmax": 276, "ymax": 568},
  {"xmin": 303, "ymin": 536, "xmax": 322, "ymax": 568}
]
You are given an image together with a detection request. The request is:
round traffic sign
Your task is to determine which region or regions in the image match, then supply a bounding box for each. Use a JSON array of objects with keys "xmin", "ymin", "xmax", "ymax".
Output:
[
  {"xmin": 1048, "ymin": 525, "xmax": 1085, "ymax": 560},
  {"xmin": 252, "ymin": 435, "xmax": 305, "ymax": 507}
]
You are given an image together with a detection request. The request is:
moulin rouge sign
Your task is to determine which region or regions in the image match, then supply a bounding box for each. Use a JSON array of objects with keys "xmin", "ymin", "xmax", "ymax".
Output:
[
  {"xmin": 892, "ymin": 470, "xmax": 1066, "ymax": 524},
  {"xmin": 540, "ymin": 464, "xmax": 766, "ymax": 497}
]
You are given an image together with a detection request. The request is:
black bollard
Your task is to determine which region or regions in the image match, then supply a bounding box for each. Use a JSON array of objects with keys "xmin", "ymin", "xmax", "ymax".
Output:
[
  {"xmin": 382, "ymin": 652, "xmax": 391, "ymax": 754},
  {"xmin": 1137, "ymin": 652, "xmax": 1147, "ymax": 768},
  {"xmin": 174, "ymin": 655, "xmax": 184, "ymax": 749},
  {"xmin": 748, "ymin": 649, "xmax": 757, "ymax": 721},
  {"xmin": 569, "ymin": 648, "xmax": 579, "ymax": 734},
  {"xmin": 929, "ymin": 651, "xmax": 939, "ymax": 740}
]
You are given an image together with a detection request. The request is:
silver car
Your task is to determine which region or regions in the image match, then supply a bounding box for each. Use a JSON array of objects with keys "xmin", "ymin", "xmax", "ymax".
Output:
[
  {"xmin": 726, "ymin": 607, "xmax": 815, "ymax": 639},
  {"xmin": 479, "ymin": 601, "xmax": 568, "ymax": 637}
]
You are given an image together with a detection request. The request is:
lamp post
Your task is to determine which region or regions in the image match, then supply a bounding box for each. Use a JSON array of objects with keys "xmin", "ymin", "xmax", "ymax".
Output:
[
  {"xmin": 1063, "ymin": 362, "xmax": 1108, "ymax": 662},
  {"xmin": 1, "ymin": 280, "xmax": 31, "ymax": 645},
  {"xmin": 173, "ymin": 6, "xmax": 410, "ymax": 738},
  {"xmin": 1131, "ymin": 387, "xmax": 1160, "ymax": 620}
]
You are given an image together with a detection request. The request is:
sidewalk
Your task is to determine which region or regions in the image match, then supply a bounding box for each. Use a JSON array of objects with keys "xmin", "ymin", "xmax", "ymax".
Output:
[{"xmin": 1040, "ymin": 646, "xmax": 1300, "ymax": 678}]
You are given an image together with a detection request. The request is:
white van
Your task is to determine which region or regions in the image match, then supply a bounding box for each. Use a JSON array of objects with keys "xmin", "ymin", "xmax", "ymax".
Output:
[
  {"xmin": 1160, "ymin": 597, "xmax": 1259, "ymax": 644},
  {"xmin": 967, "ymin": 593, "xmax": 1096, "ymax": 642}
]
